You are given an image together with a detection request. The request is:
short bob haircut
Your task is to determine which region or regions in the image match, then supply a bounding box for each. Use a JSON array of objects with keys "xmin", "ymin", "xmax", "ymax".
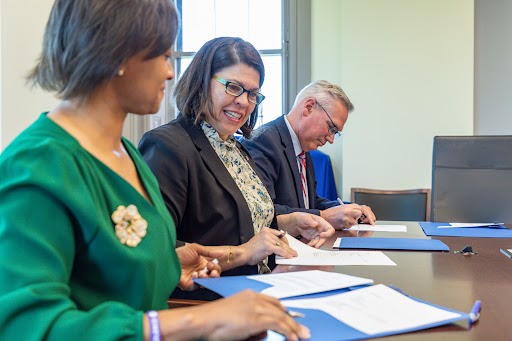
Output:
[
  {"xmin": 174, "ymin": 37, "xmax": 265, "ymax": 138},
  {"xmin": 29, "ymin": 0, "xmax": 179, "ymax": 100}
]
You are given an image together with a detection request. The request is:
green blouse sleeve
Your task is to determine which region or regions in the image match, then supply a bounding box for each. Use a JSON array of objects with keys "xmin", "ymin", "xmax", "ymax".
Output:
[{"xmin": 0, "ymin": 147, "xmax": 144, "ymax": 340}]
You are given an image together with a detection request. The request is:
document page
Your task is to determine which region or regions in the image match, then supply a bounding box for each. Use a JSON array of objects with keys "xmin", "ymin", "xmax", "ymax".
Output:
[
  {"xmin": 283, "ymin": 284, "xmax": 462, "ymax": 335},
  {"xmin": 247, "ymin": 270, "xmax": 373, "ymax": 299},
  {"xmin": 276, "ymin": 235, "xmax": 396, "ymax": 266},
  {"xmin": 347, "ymin": 224, "xmax": 407, "ymax": 232},
  {"xmin": 437, "ymin": 222, "xmax": 504, "ymax": 228}
]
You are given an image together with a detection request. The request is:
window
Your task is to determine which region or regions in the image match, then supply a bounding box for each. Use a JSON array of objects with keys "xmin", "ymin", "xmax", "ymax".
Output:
[{"xmin": 123, "ymin": 0, "xmax": 311, "ymax": 143}]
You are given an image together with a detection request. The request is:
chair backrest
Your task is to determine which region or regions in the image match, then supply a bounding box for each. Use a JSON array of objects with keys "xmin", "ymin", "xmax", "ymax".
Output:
[
  {"xmin": 351, "ymin": 188, "xmax": 431, "ymax": 221},
  {"xmin": 431, "ymin": 136, "xmax": 512, "ymax": 223}
]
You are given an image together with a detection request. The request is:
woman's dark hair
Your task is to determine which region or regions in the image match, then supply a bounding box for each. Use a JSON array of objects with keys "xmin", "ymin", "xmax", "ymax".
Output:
[
  {"xmin": 174, "ymin": 37, "xmax": 265, "ymax": 138},
  {"xmin": 28, "ymin": 0, "xmax": 179, "ymax": 100}
]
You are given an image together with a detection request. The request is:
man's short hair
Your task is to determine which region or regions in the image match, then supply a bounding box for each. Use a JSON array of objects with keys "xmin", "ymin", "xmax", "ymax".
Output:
[{"xmin": 294, "ymin": 80, "xmax": 354, "ymax": 113}]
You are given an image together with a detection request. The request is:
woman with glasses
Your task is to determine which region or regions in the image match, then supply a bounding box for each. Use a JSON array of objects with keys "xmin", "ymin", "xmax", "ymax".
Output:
[
  {"xmin": 139, "ymin": 37, "xmax": 334, "ymax": 300},
  {"xmin": 0, "ymin": 2, "xmax": 310, "ymax": 340}
]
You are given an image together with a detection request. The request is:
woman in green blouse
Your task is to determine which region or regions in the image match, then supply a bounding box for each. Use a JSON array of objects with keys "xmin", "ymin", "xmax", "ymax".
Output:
[{"xmin": 0, "ymin": 0, "xmax": 309, "ymax": 340}]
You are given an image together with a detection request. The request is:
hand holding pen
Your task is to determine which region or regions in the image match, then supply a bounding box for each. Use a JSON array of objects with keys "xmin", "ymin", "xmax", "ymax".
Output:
[{"xmin": 337, "ymin": 197, "xmax": 376, "ymax": 225}]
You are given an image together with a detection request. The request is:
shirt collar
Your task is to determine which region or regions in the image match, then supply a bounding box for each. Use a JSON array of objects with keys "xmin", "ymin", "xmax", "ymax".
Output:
[{"xmin": 284, "ymin": 115, "xmax": 303, "ymax": 156}]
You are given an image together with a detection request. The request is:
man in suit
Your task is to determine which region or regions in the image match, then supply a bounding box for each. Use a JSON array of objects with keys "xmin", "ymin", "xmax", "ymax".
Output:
[{"xmin": 242, "ymin": 80, "xmax": 376, "ymax": 229}]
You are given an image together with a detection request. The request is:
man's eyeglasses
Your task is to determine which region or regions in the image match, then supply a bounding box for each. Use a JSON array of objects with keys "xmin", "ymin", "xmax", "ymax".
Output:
[
  {"xmin": 213, "ymin": 75, "xmax": 265, "ymax": 105},
  {"xmin": 317, "ymin": 102, "xmax": 341, "ymax": 139}
]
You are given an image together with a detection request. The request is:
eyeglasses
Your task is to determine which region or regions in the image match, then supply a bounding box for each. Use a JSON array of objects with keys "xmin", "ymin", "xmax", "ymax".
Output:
[
  {"xmin": 213, "ymin": 75, "xmax": 265, "ymax": 105},
  {"xmin": 316, "ymin": 102, "xmax": 341, "ymax": 139}
]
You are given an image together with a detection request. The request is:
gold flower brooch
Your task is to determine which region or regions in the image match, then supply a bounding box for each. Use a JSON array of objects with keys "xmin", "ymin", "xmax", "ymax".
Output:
[{"xmin": 111, "ymin": 205, "xmax": 148, "ymax": 247}]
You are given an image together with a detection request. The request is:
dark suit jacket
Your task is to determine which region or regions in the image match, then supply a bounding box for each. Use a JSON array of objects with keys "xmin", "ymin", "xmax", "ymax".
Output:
[
  {"xmin": 241, "ymin": 115, "xmax": 338, "ymax": 216},
  {"xmin": 140, "ymin": 115, "xmax": 266, "ymax": 299}
]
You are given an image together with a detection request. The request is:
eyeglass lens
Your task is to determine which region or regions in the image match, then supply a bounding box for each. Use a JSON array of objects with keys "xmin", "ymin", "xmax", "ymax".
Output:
[
  {"xmin": 318, "ymin": 102, "xmax": 341, "ymax": 138},
  {"xmin": 225, "ymin": 83, "xmax": 264, "ymax": 105}
]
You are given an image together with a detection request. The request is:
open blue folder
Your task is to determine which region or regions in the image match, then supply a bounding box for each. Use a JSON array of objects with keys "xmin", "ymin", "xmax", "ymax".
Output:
[
  {"xmin": 194, "ymin": 276, "xmax": 470, "ymax": 341},
  {"xmin": 420, "ymin": 222, "xmax": 512, "ymax": 238},
  {"xmin": 333, "ymin": 237, "xmax": 450, "ymax": 251},
  {"xmin": 193, "ymin": 270, "xmax": 373, "ymax": 299},
  {"xmin": 278, "ymin": 293, "xmax": 469, "ymax": 341}
]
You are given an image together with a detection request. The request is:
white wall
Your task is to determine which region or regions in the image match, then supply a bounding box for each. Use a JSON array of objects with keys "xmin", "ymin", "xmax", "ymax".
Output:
[
  {"xmin": 0, "ymin": 0, "xmax": 57, "ymax": 151},
  {"xmin": 2, "ymin": 0, "xmax": 508, "ymax": 198},
  {"xmin": 311, "ymin": 0, "xmax": 475, "ymax": 201},
  {"xmin": 474, "ymin": 0, "xmax": 512, "ymax": 134}
]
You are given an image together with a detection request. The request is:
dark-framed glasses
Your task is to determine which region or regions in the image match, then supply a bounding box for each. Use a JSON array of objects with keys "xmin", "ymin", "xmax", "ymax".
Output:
[
  {"xmin": 317, "ymin": 102, "xmax": 341, "ymax": 139},
  {"xmin": 213, "ymin": 75, "xmax": 265, "ymax": 105}
]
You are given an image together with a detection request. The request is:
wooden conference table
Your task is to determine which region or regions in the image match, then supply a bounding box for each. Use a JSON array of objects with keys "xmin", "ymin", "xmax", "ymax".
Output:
[
  {"xmin": 171, "ymin": 221, "xmax": 512, "ymax": 340},
  {"xmin": 273, "ymin": 221, "xmax": 512, "ymax": 340}
]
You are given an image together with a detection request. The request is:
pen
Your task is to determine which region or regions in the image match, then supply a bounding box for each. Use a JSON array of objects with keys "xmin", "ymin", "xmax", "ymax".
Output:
[
  {"xmin": 337, "ymin": 197, "xmax": 344, "ymax": 206},
  {"xmin": 288, "ymin": 310, "xmax": 305, "ymax": 318},
  {"xmin": 469, "ymin": 300, "xmax": 481, "ymax": 324},
  {"xmin": 500, "ymin": 248, "xmax": 512, "ymax": 259},
  {"xmin": 200, "ymin": 258, "xmax": 219, "ymax": 275},
  {"xmin": 277, "ymin": 229, "xmax": 286, "ymax": 239}
]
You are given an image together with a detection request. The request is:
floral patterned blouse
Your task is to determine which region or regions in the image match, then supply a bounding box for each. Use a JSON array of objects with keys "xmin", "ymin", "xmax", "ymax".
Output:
[
  {"xmin": 202, "ymin": 122, "xmax": 274, "ymax": 230},
  {"xmin": 202, "ymin": 122, "xmax": 274, "ymax": 272}
]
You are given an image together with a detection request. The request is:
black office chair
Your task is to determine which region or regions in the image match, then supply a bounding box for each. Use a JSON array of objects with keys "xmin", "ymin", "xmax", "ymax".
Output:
[
  {"xmin": 351, "ymin": 188, "xmax": 431, "ymax": 221},
  {"xmin": 431, "ymin": 136, "xmax": 512, "ymax": 223}
]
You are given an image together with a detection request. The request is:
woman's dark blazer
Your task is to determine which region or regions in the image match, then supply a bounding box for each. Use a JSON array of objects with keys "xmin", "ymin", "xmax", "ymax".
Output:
[{"xmin": 139, "ymin": 114, "xmax": 267, "ymax": 278}]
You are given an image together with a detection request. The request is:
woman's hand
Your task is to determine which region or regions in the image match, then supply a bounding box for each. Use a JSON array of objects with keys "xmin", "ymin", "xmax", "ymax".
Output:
[
  {"xmin": 176, "ymin": 243, "xmax": 224, "ymax": 291},
  {"xmin": 238, "ymin": 227, "xmax": 297, "ymax": 266},
  {"xmin": 193, "ymin": 290, "xmax": 310, "ymax": 341},
  {"xmin": 156, "ymin": 290, "xmax": 310, "ymax": 340}
]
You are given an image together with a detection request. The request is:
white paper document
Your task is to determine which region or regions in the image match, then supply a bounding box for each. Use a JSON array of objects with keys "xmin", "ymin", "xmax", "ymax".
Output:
[
  {"xmin": 437, "ymin": 222, "xmax": 504, "ymax": 228},
  {"xmin": 347, "ymin": 224, "xmax": 407, "ymax": 232},
  {"xmin": 246, "ymin": 270, "xmax": 373, "ymax": 299},
  {"xmin": 276, "ymin": 235, "xmax": 396, "ymax": 266},
  {"xmin": 283, "ymin": 284, "xmax": 462, "ymax": 335}
]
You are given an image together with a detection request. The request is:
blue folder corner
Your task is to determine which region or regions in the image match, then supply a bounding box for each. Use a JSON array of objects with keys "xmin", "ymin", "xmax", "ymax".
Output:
[
  {"xmin": 420, "ymin": 222, "xmax": 512, "ymax": 238},
  {"xmin": 193, "ymin": 276, "xmax": 273, "ymax": 297},
  {"xmin": 334, "ymin": 237, "xmax": 450, "ymax": 251}
]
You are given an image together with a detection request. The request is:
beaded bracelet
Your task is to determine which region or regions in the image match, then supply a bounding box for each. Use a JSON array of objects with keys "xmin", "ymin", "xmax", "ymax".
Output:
[{"xmin": 147, "ymin": 310, "xmax": 161, "ymax": 341}]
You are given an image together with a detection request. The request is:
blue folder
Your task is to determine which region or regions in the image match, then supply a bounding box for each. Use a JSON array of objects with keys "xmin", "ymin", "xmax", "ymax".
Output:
[
  {"xmin": 194, "ymin": 275, "xmax": 469, "ymax": 341},
  {"xmin": 193, "ymin": 276, "xmax": 272, "ymax": 298},
  {"xmin": 277, "ymin": 294, "xmax": 469, "ymax": 341},
  {"xmin": 193, "ymin": 272, "xmax": 372, "ymax": 299},
  {"xmin": 420, "ymin": 222, "xmax": 512, "ymax": 238},
  {"xmin": 334, "ymin": 237, "xmax": 450, "ymax": 251}
]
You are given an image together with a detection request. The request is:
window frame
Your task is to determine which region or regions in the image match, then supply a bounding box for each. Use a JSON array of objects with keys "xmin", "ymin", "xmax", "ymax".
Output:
[{"xmin": 123, "ymin": 0, "xmax": 311, "ymax": 144}]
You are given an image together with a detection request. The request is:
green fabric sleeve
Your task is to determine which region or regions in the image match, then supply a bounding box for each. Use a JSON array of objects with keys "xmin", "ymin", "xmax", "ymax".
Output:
[{"xmin": 0, "ymin": 186, "xmax": 143, "ymax": 340}]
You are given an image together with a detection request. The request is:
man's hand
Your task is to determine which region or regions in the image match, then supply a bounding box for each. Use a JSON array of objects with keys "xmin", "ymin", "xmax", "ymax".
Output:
[{"xmin": 320, "ymin": 204, "xmax": 364, "ymax": 229}]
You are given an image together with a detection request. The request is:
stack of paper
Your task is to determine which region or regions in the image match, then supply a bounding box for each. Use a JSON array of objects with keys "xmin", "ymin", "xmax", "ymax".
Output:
[
  {"xmin": 346, "ymin": 224, "xmax": 407, "ymax": 232},
  {"xmin": 420, "ymin": 222, "xmax": 512, "ymax": 238},
  {"xmin": 275, "ymin": 234, "xmax": 396, "ymax": 266},
  {"xmin": 194, "ymin": 272, "xmax": 470, "ymax": 341},
  {"xmin": 195, "ymin": 270, "xmax": 372, "ymax": 299}
]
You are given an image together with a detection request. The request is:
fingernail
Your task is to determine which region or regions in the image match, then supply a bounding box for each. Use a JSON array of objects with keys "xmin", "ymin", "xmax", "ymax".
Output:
[{"xmin": 301, "ymin": 326, "xmax": 311, "ymax": 339}]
